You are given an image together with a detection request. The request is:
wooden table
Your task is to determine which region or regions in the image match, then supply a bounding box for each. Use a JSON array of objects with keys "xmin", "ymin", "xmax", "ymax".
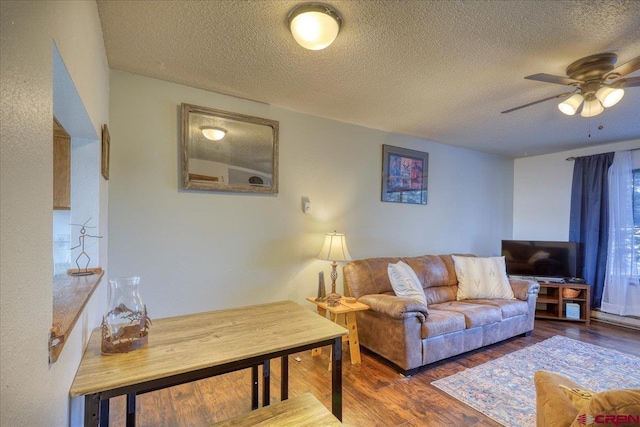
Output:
[
  {"xmin": 70, "ymin": 300, "xmax": 347, "ymax": 426},
  {"xmin": 306, "ymin": 296, "xmax": 369, "ymax": 365}
]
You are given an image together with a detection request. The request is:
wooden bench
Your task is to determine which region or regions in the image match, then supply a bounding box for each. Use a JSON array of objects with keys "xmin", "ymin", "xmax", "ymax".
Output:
[{"xmin": 209, "ymin": 393, "xmax": 343, "ymax": 426}]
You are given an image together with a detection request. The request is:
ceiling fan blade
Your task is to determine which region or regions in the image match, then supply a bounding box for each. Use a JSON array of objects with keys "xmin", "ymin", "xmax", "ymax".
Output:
[
  {"xmin": 604, "ymin": 56, "xmax": 640, "ymax": 79},
  {"xmin": 501, "ymin": 91, "xmax": 574, "ymax": 114},
  {"xmin": 609, "ymin": 76, "xmax": 640, "ymax": 88},
  {"xmin": 525, "ymin": 73, "xmax": 581, "ymax": 86}
]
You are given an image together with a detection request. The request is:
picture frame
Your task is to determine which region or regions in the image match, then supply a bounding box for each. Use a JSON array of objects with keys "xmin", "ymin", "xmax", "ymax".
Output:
[
  {"xmin": 101, "ymin": 124, "xmax": 110, "ymax": 180},
  {"xmin": 381, "ymin": 144, "xmax": 428, "ymax": 205},
  {"xmin": 181, "ymin": 103, "xmax": 279, "ymax": 194}
]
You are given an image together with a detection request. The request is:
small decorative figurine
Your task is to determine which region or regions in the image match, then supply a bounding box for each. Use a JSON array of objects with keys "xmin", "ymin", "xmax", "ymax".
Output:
[{"xmin": 70, "ymin": 218, "xmax": 102, "ymax": 276}]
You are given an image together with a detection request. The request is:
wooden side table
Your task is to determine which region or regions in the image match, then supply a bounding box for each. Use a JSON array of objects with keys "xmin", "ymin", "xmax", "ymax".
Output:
[{"xmin": 306, "ymin": 296, "xmax": 369, "ymax": 365}]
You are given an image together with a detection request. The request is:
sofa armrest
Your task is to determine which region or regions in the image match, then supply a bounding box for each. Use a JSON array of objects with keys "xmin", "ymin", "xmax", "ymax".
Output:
[
  {"xmin": 509, "ymin": 279, "xmax": 540, "ymax": 301},
  {"xmin": 358, "ymin": 294, "xmax": 429, "ymax": 320}
]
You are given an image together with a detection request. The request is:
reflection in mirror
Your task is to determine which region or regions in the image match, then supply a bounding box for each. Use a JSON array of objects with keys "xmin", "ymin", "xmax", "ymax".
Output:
[{"xmin": 181, "ymin": 104, "xmax": 279, "ymax": 193}]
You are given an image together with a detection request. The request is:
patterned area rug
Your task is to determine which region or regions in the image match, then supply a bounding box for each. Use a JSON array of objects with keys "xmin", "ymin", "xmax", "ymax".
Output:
[{"xmin": 431, "ymin": 336, "xmax": 640, "ymax": 427}]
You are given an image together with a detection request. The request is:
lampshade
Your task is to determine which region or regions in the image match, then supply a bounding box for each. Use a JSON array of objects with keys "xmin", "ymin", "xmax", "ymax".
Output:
[
  {"xmin": 596, "ymin": 86, "xmax": 624, "ymax": 108},
  {"xmin": 288, "ymin": 4, "xmax": 341, "ymax": 50},
  {"xmin": 317, "ymin": 231, "xmax": 351, "ymax": 262},
  {"xmin": 580, "ymin": 98, "xmax": 604, "ymax": 118},
  {"xmin": 202, "ymin": 127, "xmax": 226, "ymax": 141},
  {"xmin": 558, "ymin": 93, "xmax": 584, "ymax": 116}
]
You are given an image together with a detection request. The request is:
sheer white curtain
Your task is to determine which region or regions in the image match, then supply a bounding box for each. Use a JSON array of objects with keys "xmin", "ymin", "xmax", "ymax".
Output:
[{"xmin": 602, "ymin": 150, "xmax": 640, "ymax": 316}]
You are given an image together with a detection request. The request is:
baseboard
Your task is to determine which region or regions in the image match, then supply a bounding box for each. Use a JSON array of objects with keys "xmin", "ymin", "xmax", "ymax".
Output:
[{"xmin": 591, "ymin": 310, "xmax": 640, "ymax": 331}]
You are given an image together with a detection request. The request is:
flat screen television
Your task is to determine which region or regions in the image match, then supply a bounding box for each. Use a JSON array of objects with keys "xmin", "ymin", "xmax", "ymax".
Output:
[{"xmin": 501, "ymin": 240, "xmax": 578, "ymax": 279}]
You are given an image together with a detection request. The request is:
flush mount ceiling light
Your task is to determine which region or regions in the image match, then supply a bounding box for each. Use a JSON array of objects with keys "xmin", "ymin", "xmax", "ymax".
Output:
[
  {"xmin": 503, "ymin": 53, "xmax": 639, "ymax": 117},
  {"xmin": 201, "ymin": 127, "xmax": 226, "ymax": 141},
  {"xmin": 287, "ymin": 3, "xmax": 341, "ymax": 50}
]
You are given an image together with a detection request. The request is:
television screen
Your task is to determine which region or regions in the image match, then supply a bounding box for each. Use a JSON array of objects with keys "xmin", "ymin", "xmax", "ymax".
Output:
[{"xmin": 501, "ymin": 240, "xmax": 578, "ymax": 279}]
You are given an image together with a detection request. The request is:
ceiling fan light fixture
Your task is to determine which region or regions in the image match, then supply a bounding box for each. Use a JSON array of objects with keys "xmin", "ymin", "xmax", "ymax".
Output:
[
  {"xmin": 558, "ymin": 93, "xmax": 584, "ymax": 115},
  {"xmin": 596, "ymin": 86, "xmax": 624, "ymax": 108},
  {"xmin": 288, "ymin": 3, "xmax": 341, "ymax": 50},
  {"xmin": 202, "ymin": 127, "xmax": 226, "ymax": 141},
  {"xmin": 580, "ymin": 98, "xmax": 604, "ymax": 118}
]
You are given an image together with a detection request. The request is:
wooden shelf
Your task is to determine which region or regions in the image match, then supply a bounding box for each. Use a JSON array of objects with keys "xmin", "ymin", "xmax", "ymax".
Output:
[
  {"xmin": 50, "ymin": 269, "xmax": 104, "ymax": 363},
  {"xmin": 535, "ymin": 282, "xmax": 590, "ymax": 325}
]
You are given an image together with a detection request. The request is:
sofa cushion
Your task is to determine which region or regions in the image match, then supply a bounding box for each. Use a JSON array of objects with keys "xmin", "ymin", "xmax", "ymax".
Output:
[
  {"xmin": 536, "ymin": 370, "xmax": 640, "ymax": 427},
  {"xmin": 423, "ymin": 286, "xmax": 458, "ymax": 305},
  {"xmin": 388, "ymin": 261, "xmax": 427, "ymax": 305},
  {"xmin": 452, "ymin": 255, "xmax": 515, "ymax": 300},
  {"xmin": 344, "ymin": 257, "xmax": 403, "ymax": 297},
  {"xmin": 559, "ymin": 385, "xmax": 597, "ymax": 410},
  {"xmin": 534, "ymin": 370, "xmax": 581, "ymax": 427},
  {"xmin": 430, "ymin": 301, "xmax": 502, "ymax": 328},
  {"xmin": 422, "ymin": 309, "xmax": 466, "ymax": 338},
  {"xmin": 404, "ymin": 255, "xmax": 458, "ymax": 288},
  {"xmin": 466, "ymin": 299, "xmax": 529, "ymax": 319}
]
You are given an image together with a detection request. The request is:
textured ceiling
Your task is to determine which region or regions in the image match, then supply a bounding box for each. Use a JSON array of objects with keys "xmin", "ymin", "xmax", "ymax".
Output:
[{"xmin": 97, "ymin": 0, "xmax": 640, "ymax": 158}]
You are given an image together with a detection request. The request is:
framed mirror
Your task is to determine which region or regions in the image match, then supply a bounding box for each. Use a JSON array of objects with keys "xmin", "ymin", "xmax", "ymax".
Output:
[{"xmin": 181, "ymin": 103, "xmax": 279, "ymax": 194}]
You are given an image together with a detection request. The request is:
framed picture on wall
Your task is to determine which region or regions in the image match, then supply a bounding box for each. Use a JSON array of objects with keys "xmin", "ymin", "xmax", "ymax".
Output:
[
  {"xmin": 101, "ymin": 124, "xmax": 110, "ymax": 180},
  {"xmin": 381, "ymin": 144, "xmax": 428, "ymax": 205}
]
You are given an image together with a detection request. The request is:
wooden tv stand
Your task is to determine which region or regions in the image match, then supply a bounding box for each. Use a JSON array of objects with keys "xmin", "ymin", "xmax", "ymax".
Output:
[{"xmin": 535, "ymin": 282, "xmax": 591, "ymax": 325}]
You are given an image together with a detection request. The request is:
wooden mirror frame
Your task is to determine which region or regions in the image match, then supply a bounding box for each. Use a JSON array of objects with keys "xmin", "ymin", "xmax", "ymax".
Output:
[{"xmin": 181, "ymin": 103, "xmax": 279, "ymax": 194}]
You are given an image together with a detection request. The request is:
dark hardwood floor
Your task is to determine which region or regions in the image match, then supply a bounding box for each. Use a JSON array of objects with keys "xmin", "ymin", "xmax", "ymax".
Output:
[{"xmin": 108, "ymin": 319, "xmax": 640, "ymax": 426}]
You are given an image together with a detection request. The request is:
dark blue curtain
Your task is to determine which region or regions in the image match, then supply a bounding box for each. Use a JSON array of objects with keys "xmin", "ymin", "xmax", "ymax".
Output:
[{"xmin": 569, "ymin": 152, "xmax": 614, "ymax": 309}]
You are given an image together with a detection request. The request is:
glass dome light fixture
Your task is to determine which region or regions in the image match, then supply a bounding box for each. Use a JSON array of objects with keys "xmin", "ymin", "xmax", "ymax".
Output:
[
  {"xmin": 288, "ymin": 3, "xmax": 341, "ymax": 50},
  {"xmin": 595, "ymin": 86, "xmax": 625, "ymax": 108},
  {"xmin": 201, "ymin": 127, "xmax": 226, "ymax": 141},
  {"xmin": 558, "ymin": 93, "xmax": 584, "ymax": 116}
]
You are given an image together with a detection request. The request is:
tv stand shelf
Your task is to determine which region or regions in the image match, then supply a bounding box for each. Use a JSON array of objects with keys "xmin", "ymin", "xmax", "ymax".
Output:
[{"xmin": 535, "ymin": 282, "xmax": 590, "ymax": 325}]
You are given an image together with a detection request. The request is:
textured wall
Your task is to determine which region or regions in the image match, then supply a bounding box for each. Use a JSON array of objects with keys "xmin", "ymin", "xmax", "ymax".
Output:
[
  {"xmin": 0, "ymin": 2, "xmax": 109, "ymax": 426},
  {"xmin": 108, "ymin": 71, "xmax": 514, "ymax": 319}
]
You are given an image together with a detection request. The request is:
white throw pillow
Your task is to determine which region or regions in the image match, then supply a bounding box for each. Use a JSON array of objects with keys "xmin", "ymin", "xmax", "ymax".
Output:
[
  {"xmin": 387, "ymin": 261, "xmax": 427, "ymax": 305},
  {"xmin": 452, "ymin": 255, "xmax": 515, "ymax": 300}
]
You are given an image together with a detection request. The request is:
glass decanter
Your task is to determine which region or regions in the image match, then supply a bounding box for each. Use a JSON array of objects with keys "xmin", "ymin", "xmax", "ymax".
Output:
[{"xmin": 101, "ymin": 276, "xmax": 151, "ymax": 354}]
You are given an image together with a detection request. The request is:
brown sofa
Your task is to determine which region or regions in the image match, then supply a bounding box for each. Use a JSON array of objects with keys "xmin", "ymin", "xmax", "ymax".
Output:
[
  {"xmin": 534, "ymin": 370, "xmax": 640, "ymax": 427},
  {"xmin": 343, "ymin": 254, "xmax": 539, "ymax": 374}
]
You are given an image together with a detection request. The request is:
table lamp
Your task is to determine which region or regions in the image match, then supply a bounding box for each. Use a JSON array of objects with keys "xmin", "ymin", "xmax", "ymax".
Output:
[{"xmin": 317, "ymin": 231, "xmax": 352, "ymax": 306}]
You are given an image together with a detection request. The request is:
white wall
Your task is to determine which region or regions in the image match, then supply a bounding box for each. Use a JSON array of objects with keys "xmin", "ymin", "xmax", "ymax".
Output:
[
  {"xmin": 109, "ymin": 71, "xmax": 514, "ymax": 319},
  {"xmin": 0, "ymin": 2, "xmax": 109, "ymax": 426},
  {"xmin": 513, "ymin": 139, "xmax": 640, "ymax": 240}
]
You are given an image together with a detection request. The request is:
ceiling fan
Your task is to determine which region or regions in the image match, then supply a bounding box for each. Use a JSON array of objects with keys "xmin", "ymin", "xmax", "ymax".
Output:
[{"xmin": 502, "ymin": 53, "xmax": 640, "ymax": 117}]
